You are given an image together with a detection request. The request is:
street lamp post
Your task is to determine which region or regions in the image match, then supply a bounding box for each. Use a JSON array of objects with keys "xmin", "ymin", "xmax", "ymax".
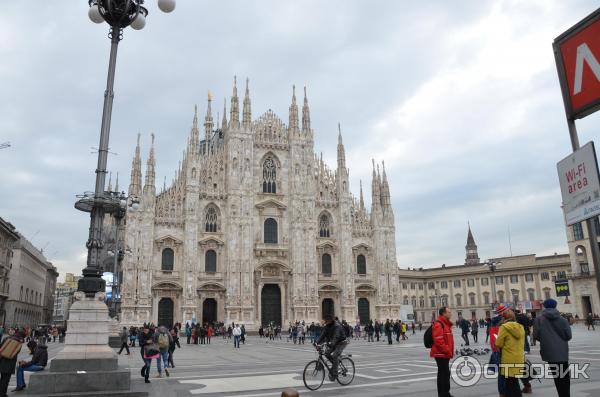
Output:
[{"xmin": 485, "ymin": 260, "xmax": 501, "ymax": 309}]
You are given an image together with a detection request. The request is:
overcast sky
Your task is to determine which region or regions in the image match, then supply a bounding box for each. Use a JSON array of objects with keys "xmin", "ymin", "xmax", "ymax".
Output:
[{"xmin": 2, "ymin": 1, "xmax": 600, "ymax": 281}]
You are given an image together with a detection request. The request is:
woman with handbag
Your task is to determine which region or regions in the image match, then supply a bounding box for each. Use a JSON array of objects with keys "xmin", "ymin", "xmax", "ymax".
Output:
[
  {"xmin": 0, "ymin": 329, "xmax": 23, "ymax": 397},
  {"xmin": 139, "ymin": 325, "xmax": 160, "ymax": 384}
]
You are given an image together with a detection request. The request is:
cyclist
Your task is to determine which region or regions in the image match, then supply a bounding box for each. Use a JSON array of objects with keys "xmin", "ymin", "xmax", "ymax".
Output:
[{"xmin": 315, "ymin": 314, "xmax": 348, "ymax": 381}]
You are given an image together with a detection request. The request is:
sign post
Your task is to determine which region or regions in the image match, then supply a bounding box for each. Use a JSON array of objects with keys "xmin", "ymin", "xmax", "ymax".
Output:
[{"xmin": 554, "ymin": 7, "xmax": 600, "ymax": 306}]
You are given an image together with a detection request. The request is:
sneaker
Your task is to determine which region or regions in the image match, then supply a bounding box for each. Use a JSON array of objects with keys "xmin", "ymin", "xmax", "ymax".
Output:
[
  {"xmin": 155, "ymin": 374, "xmax": 162, "ymax": 378},
  {"xmin": 165, "ymin": 369, "xmax": 170, "ymax": 377}
]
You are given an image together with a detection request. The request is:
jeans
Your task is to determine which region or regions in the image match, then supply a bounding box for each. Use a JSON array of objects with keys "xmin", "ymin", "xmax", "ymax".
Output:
[
  {"xmin": 157, "ymin": 349, "xmax": 169, "ymax": 373},
  {"xmin": 16, "ymin": 364, "xmax": 44, "ymax": 388},
  {"xmin": 234, "ymin": 335, "xmax": 240, "ymax": 348},
  {"xmin": 434, "ymin": 358, "xmax": 451, "ymax": 397},
  {"xmin": 142, "ymin": 358, "xmax": 152, "ymax": 380},
  {"xmin": 461, "ymin": 332, "xmax": 470, "ymax": 345}
]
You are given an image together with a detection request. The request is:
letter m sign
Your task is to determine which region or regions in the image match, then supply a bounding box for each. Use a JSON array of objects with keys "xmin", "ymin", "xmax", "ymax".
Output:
[{"xmin": 554, "ymin": 8, "xmax": 600, "ymax": 119}]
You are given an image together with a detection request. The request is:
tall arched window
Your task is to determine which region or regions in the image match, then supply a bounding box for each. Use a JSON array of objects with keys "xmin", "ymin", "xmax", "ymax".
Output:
[
  {"xmin": 205, "ymin": 206, "xmax": 218, "ymax": 233},
  {"xmin": 356, "ymin": 254, "xmax": 366, "ymax": 275},
  {"xmin": 161, "ymin": 248, "xmax": 174, "ymax": 271},
  {"xmin": 264, "ymin": 218, "xmax": 278, "ymax": 244},
  {"xmin": 319, "ymin": 214, "xmax": 330, "ymax": 238},
  {"xmin": 262, "ymin": 157, "xmax": 277, "ymax": 193},
  {"xmin": 205, "ymin": 250, "xmax": 217, "ymax": 273},
  {"xmin": 497, "ymin": 290, "xmax": 505, "ymax": 302},
  {"xmin": 321, "ymin": 253, "xmax": 332, "ymax": 275}
]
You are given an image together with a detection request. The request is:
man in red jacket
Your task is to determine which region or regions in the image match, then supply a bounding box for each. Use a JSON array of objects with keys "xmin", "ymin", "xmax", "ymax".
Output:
[{"xmin": 430, "ymin": 306, "xmax": 455, "ymax": 397}]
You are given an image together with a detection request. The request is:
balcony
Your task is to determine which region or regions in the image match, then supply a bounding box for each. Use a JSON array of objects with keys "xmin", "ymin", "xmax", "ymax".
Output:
[
  {"xmin": 254, "ymin": 243, "xmax": 288, "ymax": 258},
  {"xmin": 567, "ymin": 271, "xmax": 594, "ymax": 280},
  {"xmin": 153, "ymin": 270, "xmax": 181, "ymax": 281}
]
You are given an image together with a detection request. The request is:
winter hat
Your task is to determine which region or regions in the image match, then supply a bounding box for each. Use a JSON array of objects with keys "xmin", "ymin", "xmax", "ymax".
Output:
[
  {"xmin": 495, "ymin": 304, "xmax": 509, "ymax": 315},
  {"xmin": 543, "ymin": 298, "xmax": 558, "ymax": 309}
]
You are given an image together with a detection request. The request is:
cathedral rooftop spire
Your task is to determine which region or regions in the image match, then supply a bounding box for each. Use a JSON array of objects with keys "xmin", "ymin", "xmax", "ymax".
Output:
[
  {"xmin": 107, "ymin": 172, "xmax": 113, "ymax": 192},
  {"xmin": 204, "ymin": 91, "xmax": 213, "ymax": 155},
  {"xmin": 371, "ymin": 159, "xmax": 381, "ymax": 211},
  {"xmin": 302, "ymin": 85, "xmax": 311, "ymax": 133},
  {"xmin": 359, "ymin": 179, "xmax": 365, "ymax": 210},
  {"xmin": 381, "ymin": 160, "xmax": 391, "ymax": 207},
  {"xmin": 230, "ymin": 76, "xmax": 240, "ymax": 129},
  {"xmin": 143, "ymin": 133, "xmax": 156, "ymax": 195},
  {"xmin": 222, "ymin": 98, "xmax": 227, "ymax": 132},
  {"xmin": 128, "ymin": 133, "xmax": 142, "ymax": 196},
  {"xmin": 115, "ymin": 172, "xmax": 119, "ymax": 192},
  {"xmin": 289, "ymin": 85, "xmax": 299, "ymax": 131},
  {"xmin": 242, "ymin": 77, "xmax": 252, "ymax": 129},
  {"xmin": 337, "ymin": 122, "xmax": 346, "ymax": 170},
  {"xmin": 189, "ymin": 104, "xmax": 199, "ymax": 151}
]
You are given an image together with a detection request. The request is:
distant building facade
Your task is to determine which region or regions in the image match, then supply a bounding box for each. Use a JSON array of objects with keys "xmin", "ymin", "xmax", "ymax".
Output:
[
  {"xmin": 53, "ymin": 273, "xmax": 80, "ymax": 323},
  {"xmin": 2, "ymin": 222, "xmax": 59, "ymax": 327},
  {"xmin": 0, "ymin": 217, "xmax": 19, "ymax": 325}
]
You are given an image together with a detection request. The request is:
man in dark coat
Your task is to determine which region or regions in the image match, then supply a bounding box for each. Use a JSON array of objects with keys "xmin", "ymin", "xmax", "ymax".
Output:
[
  {"xmin": 13, "ymin": 342, "xmax": 47, "ymax": 391},
  {"xmin": 0, "ymin": 330, "xmax": 23, "ymax": 397},
  {"xmin": 316, "ymin": 314, "xmax": 348, "ymax": 381}
]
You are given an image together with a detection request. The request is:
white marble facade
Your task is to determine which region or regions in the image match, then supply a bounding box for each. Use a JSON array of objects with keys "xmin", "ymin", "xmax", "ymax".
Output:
[{"xmin": 120, "ymin": 80, "xmax": 400, "ymax": 329}]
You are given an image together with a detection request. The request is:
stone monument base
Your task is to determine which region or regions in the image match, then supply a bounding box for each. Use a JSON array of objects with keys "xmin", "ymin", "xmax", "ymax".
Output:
[{"xmin": 27, "ymin": 292, "xmax": 146, "ymax": 396}]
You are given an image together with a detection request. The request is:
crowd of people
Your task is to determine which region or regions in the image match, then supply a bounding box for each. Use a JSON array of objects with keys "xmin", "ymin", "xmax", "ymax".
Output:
[{"xmin": 430, "ymin": 299, "xmax": 573, "ymax": 397}]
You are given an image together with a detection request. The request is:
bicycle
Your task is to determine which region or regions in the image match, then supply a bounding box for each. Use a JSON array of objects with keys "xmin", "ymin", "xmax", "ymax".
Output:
[{"xmin": 302, "ymin": 344, "xmax": 355, "ymax": 390}]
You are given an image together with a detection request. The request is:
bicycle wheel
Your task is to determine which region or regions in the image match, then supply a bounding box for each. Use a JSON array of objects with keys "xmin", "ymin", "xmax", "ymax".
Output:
[
  {"xmin": 336, "ymin": 356, "xmax": 355, "ymax": 385},
  {"xmin": 303, "ymin": 359, "xmax": 325, "ymax": 391}
]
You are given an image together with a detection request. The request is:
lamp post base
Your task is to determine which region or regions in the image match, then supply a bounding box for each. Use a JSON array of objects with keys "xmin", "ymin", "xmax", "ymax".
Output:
[{"xmin": 27, "ymin": 292, "xmax": 146, "ymax": 396}]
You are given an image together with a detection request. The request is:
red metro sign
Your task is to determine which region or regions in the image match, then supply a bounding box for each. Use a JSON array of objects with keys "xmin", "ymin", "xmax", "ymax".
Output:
[{"xmin": 554, "ymin": 8, "xmax": 600, "ymax": 119}]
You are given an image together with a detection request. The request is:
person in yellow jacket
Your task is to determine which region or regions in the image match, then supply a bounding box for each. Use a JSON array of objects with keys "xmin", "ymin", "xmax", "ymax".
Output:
[{"xmin": 495, "ymin": 309, "xmax": 525, "ymax": 397}]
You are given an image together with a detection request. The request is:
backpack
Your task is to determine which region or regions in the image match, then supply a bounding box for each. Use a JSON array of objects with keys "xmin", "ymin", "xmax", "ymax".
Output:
[
  {"xmin": 424, "ymin": 320, "xmax": 444, "ymax": 348},
  {"xmin": 158, "ymin": 332, "xmax": 169, "ymax": 349}
]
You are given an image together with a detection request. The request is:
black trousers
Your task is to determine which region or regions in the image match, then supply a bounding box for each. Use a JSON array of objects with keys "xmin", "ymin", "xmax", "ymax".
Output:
[
  {"xmin": 118, "ymin": 342, "xmax": 130, "ymax": 354},
  {"xmin": 0, "ymin": 372, "xmax": 11, "ymax": 397},
  {"xmin": 505, "ymin": 376, "xmax": 523, "ymax": 397},
  {"xmin": 472, "ymin": 332, "xmax": 478, "ymax": 343},
  {"xmin": 435, "ymin": 358, "xmax": 451, "ymax": 397},
  {"xmin": 550, "ymin": 362, "xmax": 571, "ymax": 397},
  {"xmin": 461, "ymin": 332, "xmax": 469, "ymax": 345}
]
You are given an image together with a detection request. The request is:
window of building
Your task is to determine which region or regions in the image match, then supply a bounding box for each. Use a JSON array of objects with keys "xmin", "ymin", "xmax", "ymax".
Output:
[
  {"xmin": 357, "ymin": 255, "xmax": 366, "ymax": 275},
  {"xmin": 418, "ymin": 283, "xmax": 424, "ymax": 290},
  {"xmin": 441, "ymin": 281, "xmax": 448, "ymax": 289},
  {"xmin": 525, "ymin": 273, "xmax": 534, "ymax": 282},
  {"xmin": 411, "ymin": 296, "xmax": 417, "ymax": 307},
  {"xmin": 543, "ymin": 288, "xmax": 551, "ymax": 300},
  {"xmin": 321, "ymin": 254, "xmax": 332, "ymax": 275},
  {"xmin": 430, "ymin": 297, "xmax": 436, "ymax": 307},
  {"xmin": 467, "ymin": 279, "xmax": 474, "ymax": 287},
  {"xmin": 581, "ymin": 263, "xmax": 590, "ymax": 275},
  {"xmin": 205, "ymin": 206, "xmax": 218, "ymax": 233},
  {"xmin": 497, "ymin": 291, "xmax": 505, "ymax": 302},
  {"xmin": 402, "ymin": 282, "xmax": 408, "ymax": 289},
  {"xmin": 319, "ymin": 214, "xmax": 331, "ymax": 238},
  {"xmin": 573, "ymin": 222, "xmax": 584, "ymax": 240},
  {"xmin": 481, "ymin": 277, "xmax": 489, "ymax": 286},
  {"xmin": 455, "ymin": 294, "xmax": 462, "ymax": 306},
  {"xmin": 441, "ymin": 295, "xmax": 448, "ymax": 306},
  {"xmin": 262, "ymin": 157, "xmax": 277, "ymax": 193},
  {"xmin": 495, "ymin": 276, "xmax": 504, "ymax": 285},
  {"xmin": 419, "ymin": 297, "xmax": 425, "ymax": 307},
  {"xmin": 511, "ymin": 289, "xmax": 519, "ymax": 303},
  {"xmin": 161, "ymin": 248, "xmax": 174, "ymax": 271},
  {"xmin": 469, "ymin": 293, "xmax": 476, "ymax": 305},
  {"xmin": 403, "ymin": 295, "xmax": 409, "ymax": 305},
  {"xmin": 556, "ymin": 271, "xmax": 567, "ymax": 280},
  {"xmin": 453, "ymin": 280, "xmax": 461, "ymax": 288},
  {"xmin": 541, "ymin": 272, "xmax": 550, "ymax": 280},
  {"xmin": 205, "ymin": 250, "xmax": 217, "ymax": 273},
  {"xmin": 410, "ymin": 283, "xmax": 416, "ymax": 290},
  {"xmin": 527, "ymin": 289, "xmax": 535, "ymax": 301},
  {"xmin": 264, "ymin": 218, "xmax": 278, "ymax": 244},
  {"xmin": 510, "ymin": 275, "xmax": 519, "ymax": 283},
  {"xmin": 483, "ymin": 292, "xmax": 490, "ymax": 305},
  {"xmin": 428, "ymin": 282, "xmax": 435, "ymax": 289}
]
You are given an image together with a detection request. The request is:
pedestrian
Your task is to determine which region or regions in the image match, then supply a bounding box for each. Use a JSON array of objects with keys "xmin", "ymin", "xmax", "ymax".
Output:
[
  {"xmin": 471, "ymin": 319, "xmax": 479, "ymax": 343},
  {"xmin": 139, "ymin": 324, "xmax": 155, "ymax": 384},
  {"xmin": 401, "ymin": 322, "xmax": 407, "ymax": 340},
  {"xmin": 207, "ymin": 325, "xmax": 213, "ymax": 344},
  {"xmin": 168, "ymin": 328, "xmax": 177, "ymax": 369},
  {"xmin": 516, "ymin": 310, "xmax": 531, "ymax": 353},
  {"xmin": 13, "ymin": 341, "xmax": 47, "ymax": 392},
  {"xmin": 374, "ymin": 320, "xmax": 380, "ymax": 341},
  {"xmin": 533, "ymin": 299, "xmax": 572, "ymax": 397},
  {"xmin": 489, "ymin": 305, "xmax": 507, "ymax": 396},
  {"xmin": 118, "ymin": 326, "xmax": 130, "ymax": 355},
  {"xmin": 156, "ymin": 326, "xmax": 172, "ymax": 378},
  {"xmin": 411, "ymin": 321, "xmax": 416, "ymax": 335},
  {"xmin": 185, "ymin": 323, "xmax": 192, "ymax": 344},
  {"xmin": 459, "ymin": 317, "xmax": 470, "ymax": 346},
  {"xmin": 233, "ymin": 324, "xmax": 242, "ymax": 348},
  {"xmin": 129, "ymin": 326, "xmax": 137, "ymax": 347},
  {"xmin": 385, "ymin": 319, "xmax": 392, "ymax": 345},
  {"xmin": 586, "ymin": 313, "xmax": 595, "ymax": 330},
  {"xmin": 241, "ymin": 324, "xmax": 246, "ymax": 344},
  {"xmin": 0, "ymin": 329, "xmax": 23, "ymax": 397},
  {"xmin": 495, "ymin": 308, "xmax": 525, "ymax": 397},
  {"xmin": 430, "ymin": 306, "xmax": 454, "ymax": 397},
  {"xmin": 485, "ymin": 317, "xmax": 491, "ymax": 343}
]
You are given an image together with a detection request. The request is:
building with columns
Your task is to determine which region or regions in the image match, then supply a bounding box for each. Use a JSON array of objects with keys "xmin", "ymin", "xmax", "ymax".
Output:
[{"xmin": 120, "ymin": 79, "xmax": 401, "ymax": 328}]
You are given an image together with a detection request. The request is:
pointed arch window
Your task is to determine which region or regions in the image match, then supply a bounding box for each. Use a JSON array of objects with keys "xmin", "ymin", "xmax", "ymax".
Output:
[
  {"xmin": 262, "ymin": 157, "xmax": 277, "ymax": 193},
  {"xmin": 319, "ymin": 214, "xmax": 331, "ymax": 238},
  {"xmin": 161, "ymin": 248, "xmax": 174, "ymax": 272},
  {"xmin": 357, "ymin": 254, "xmax": 366, "ymax": 275},
  {"xmin": 321, "ymin": 253, "xmax": 332, "ymax": 275},
  {"xmin": 205, "ymin": 250, "xmax": 217, "ymax": 273},
  {"xmin": 205, "ymin": 206, "xmax": 218, "ymax": 233},
  {"xmin": 264, "ymin": 218, "xmax": 278, "ymax": 244}
]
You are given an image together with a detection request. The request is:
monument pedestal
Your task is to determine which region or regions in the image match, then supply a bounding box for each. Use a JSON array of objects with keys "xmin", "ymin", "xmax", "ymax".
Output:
[{"xmin": 27, "ymin": 292, "xmax": 146, "ymax": 396}]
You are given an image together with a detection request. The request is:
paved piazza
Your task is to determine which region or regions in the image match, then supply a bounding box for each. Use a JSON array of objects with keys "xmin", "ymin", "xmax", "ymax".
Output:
[{"xmin": 9, "ymin": 325, "xmax": 600, "ymax": 396}]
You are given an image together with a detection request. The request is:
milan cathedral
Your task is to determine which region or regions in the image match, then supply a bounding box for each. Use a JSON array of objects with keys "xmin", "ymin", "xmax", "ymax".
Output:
[{"xmin": 120, "ymin": 78, "xmax": 401, "ymax": 329}]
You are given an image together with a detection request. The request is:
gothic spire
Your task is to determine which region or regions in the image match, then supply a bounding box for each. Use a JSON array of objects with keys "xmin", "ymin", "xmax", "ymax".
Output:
[
  {"xmin": 381, "ymin": 160, "xmax": 391, "ymax": 207},
  {"xmin": 302, "ymin": 85, "xmax": 311, "ymax": 133},
  {"xmin": 230, "ymin": 76, "xmax": 240, "ymax": 129},
  {"xmin": 115, "ymin": 172, "xmax": 119, "ymax": 192},
  {"xmin": 371, "ymin": 159, "xmax": 381, "ymax": 211},
  {"xmin": 143, "ymin": 133, "xmax": 156, "ymax": 195},
  {"xmin": 204, "ymin": 91, "xmax": 213, "ymax": 156},
  {"xmin": 190, "ymin": 104, "xmax": 199, "ymax": 151},
  {"xmin": 222, "ymin": 98, "xmax": 227, "ymax": 132},
  {"xmin": 465, "ymin": 223, "xmax": 480, "ymax": 265},
  {"xmin": 242, "ymin": 78, "xmax": 252, "ymax": 129},
  {"xmin": 107, "ymin": 172, "xmax": 113, "ymax": 192},
  {"xmin": 337, "ymin": 123, "xmax": 346, "ymax": 170},
  {"xmin": 359, "ymin": 179, "xmax": 365, "ymax": 210},
  {"xmin": 128, "ymin": 133, "xmax": 142, "ymax": 196},
  {"xmin": 289, "ymin": 85, "xmax": 299, "ymax": 131}
]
